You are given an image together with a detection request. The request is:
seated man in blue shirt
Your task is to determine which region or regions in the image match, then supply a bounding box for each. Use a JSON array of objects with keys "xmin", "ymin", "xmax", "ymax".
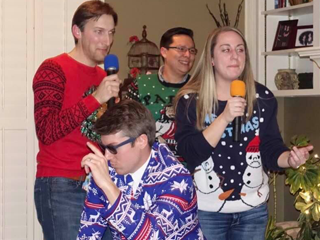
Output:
[{"xmin": 77, "ymin": 100, "xmax": 205, "ymax": 240}]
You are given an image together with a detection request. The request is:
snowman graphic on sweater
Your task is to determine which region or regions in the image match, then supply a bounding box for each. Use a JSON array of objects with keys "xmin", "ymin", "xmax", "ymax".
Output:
[
  {"xmin": 240, "ymin": 134, "xmax": 269, "ymax": 207},
  {"xmin": 194, "ymin": 156, "xmax": 234, "ymax": 212}
]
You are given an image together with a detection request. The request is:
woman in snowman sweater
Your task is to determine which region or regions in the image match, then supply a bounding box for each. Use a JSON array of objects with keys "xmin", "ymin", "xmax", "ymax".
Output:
[{"xmin": 174, "ymin": 27, "xmax": 313, "ymax": 240}]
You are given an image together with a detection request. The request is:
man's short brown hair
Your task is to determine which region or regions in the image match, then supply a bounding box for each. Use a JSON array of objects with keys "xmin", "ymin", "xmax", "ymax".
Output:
[
  {"xmin": 95, "ymin": 100, "xmax": 156, "ymax": 147},
  {"xmin": 72, "ymin": 0, "xmax": 118, "ymax": 44}
]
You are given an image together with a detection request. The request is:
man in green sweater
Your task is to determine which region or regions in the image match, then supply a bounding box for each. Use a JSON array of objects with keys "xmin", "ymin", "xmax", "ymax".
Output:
[{"xmin": 126, "ymin": 27, "xmax": 197, "ymax": 165}]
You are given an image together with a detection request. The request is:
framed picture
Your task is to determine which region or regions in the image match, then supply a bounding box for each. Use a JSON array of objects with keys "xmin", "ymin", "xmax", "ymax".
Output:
[
  {"xmin": 272, "ymin": 20, "xmax": 298, "ymax": 51},
  {"xmin": 295, "ymin": 25, "xmax": 313, "ymax": 47}
]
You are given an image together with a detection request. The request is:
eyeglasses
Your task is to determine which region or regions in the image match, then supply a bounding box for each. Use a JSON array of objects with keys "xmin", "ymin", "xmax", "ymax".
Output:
[
  {"xmin": 99, "ymin": 137, "xmax": 136, "ymax": 155},
  {"xmin": 167, "ymin": 46, "xmax": 198, "ymax": 55}
]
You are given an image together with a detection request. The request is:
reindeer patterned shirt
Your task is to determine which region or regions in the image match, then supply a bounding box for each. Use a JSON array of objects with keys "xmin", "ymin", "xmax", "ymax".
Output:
[{"xmin": 77, "ymin": 142, "xmax": 205, "ymax": 240}]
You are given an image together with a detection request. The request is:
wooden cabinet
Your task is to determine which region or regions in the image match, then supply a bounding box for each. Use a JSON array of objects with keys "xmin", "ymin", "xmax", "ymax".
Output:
[{"xmin": 245, "ymin": 0, "xmax": 320, "ymax": 96}]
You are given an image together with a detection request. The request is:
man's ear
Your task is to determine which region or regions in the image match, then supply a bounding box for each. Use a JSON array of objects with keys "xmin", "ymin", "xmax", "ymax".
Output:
[
  {"xmin": 136, "ymin": 134, "xmax": 149, "ymax": 149},
  {"xmin": 72, "ymin": 25, "xmax": 81, "ymax": 40},
  {"xmin": 160, "ymin": 47, "xmax": 168, "ymax": 60}
]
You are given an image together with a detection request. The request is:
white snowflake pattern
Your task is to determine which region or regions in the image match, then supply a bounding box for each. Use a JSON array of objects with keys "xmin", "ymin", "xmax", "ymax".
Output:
[
  {"xmin": 171, "ymin": 179, "xmax": 188, "ymax": 193},
  {"xmin": 197, "ymin": 229, "xmax": 205, "ymax": 240},
  {"xmin": 150, "ymin": 230, "xmax": 160, "ymax": 240},
  {"xmin": 92, "ymin": 187, "xmax": 98, "ymax": 196},
  {"xmin": 143, "ymin": 192, "xmax": 152, "ymax": 211}
]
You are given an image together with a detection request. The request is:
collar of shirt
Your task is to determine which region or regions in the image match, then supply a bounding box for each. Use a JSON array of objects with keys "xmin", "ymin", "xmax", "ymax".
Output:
[
  {"xmin": 158, "ymin": 65, "xmax": 189, "ymax": 84},
  {"xmin": 125, "ymin": 151, "xmax": 152, "ymax": 194}
]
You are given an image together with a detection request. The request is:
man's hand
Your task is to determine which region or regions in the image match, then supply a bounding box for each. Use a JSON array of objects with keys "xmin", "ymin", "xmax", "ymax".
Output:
[
  {"xmin": 92, "ymin": 74, "xmax": 121, "ymax": 104},
  {"xmin": 82, "ymin": 142, "xmax": 111, "ymax": 187},
  {"xmin": 82, "ymin": 142, "xmax": 120, "ymax": 204}
]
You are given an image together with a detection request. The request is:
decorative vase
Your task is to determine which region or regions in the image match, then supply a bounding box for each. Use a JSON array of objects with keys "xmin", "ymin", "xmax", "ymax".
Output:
[
  {"xmin": 274, "ymin": 69, "xmax": 299, "ymax": 90},
  {"xmin": 289, "ymin": 0, "xmax": 312, "ymax": 5},
  {"xmin": 275, "ymin": 221, "xmax": 300, "ymax": 239},
  {"xmin": 289, "ymin": 0, "xmax": 304, "ymax": 5}
]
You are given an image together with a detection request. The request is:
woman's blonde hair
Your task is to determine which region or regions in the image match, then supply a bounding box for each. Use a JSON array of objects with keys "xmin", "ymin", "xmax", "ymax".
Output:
[{"xmin": 174, "ymin": 26, "xmax": 256, "ymax": 130}]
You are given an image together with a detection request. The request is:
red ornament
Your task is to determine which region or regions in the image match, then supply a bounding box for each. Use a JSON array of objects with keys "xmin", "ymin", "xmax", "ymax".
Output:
[
  {"xmin": 129, "ymin": 36, "xmax": 139, "ymax": 43},
  {"xmin": 130, "ymin": 68, "xmax": 141, "ymax": 78}
]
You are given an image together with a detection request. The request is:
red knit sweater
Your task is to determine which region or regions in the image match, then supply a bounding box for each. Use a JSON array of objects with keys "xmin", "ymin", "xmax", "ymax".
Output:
[{"xmin": 33, "ymin": 53, "xmax": 105, "ymax": 178}]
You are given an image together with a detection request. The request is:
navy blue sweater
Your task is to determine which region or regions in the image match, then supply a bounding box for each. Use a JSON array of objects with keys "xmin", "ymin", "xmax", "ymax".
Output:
[{"xmin": 175, "ymin": 83, "xmax": 288, "ymax": 213}]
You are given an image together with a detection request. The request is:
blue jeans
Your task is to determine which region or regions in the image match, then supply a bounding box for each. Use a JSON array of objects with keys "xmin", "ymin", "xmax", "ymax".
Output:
[
  {"xmin": 34, "ymin": 177, "xmax": 86, "ymax": 240},
  {"xmin": 198, "ymin": 204, "xmax": 268, "ymax": 240}
]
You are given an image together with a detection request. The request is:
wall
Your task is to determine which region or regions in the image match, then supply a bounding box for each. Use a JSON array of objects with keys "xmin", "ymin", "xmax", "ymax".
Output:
[
  {"xmin": 269, "ymin": 96, "xmax": 320, "ymax": 222},
  {"xmin": 268, "ymin": 98, "xmax": 287, "ymax": 222},
  {"xmin": 283, "ymin": 97, "xmax": 320, "ymax": 221},
  {"xmin": 104, "ymin": 0, "xmax": 245, "ymax": 80}
]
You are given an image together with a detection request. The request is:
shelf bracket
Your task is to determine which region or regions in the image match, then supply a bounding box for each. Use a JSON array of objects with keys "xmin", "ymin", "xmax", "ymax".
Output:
[{"xmin": 298, "ymin": 47, "xmax": 320, "ymax": 67}]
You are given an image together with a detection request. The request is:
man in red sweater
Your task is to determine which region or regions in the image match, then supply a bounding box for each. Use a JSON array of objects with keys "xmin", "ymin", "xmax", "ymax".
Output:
[{"xmin": 32, "ymin": 1, "xmax": 121, "ymax": 240}]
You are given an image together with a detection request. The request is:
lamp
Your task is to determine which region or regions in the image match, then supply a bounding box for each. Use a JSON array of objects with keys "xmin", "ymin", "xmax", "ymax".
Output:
[{"xmin": 127, "ymin": 25, "xmax": 160, "ymax": 74}]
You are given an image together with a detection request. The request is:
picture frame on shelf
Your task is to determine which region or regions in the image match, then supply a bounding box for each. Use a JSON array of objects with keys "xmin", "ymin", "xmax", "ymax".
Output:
[
  {"xmin": 295, "ymin": 25, "xmax": 313, "ymax": 47},
  {"xmin": 272, "ymin": 20, "xmax": 298, "ymax": 51}
]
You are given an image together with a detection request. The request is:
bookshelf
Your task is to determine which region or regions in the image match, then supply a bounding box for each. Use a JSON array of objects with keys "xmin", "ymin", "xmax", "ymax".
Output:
[{"xmin": 245, "ymin": 0, "xmax": 320, "ymax": 97}]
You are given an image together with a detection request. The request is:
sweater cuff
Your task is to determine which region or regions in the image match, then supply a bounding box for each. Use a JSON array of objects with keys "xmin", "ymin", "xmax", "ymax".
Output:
[
  {"xmin": 268, "ymin": 146, "xmax": 289, "ymax": 172},
  {"xmin": 102, "ymin": 191, "xmax": 122, "ymax": 219},
  {"xmin": 82, "ymin": 94, "xmax": 101, "ymax": 114}
]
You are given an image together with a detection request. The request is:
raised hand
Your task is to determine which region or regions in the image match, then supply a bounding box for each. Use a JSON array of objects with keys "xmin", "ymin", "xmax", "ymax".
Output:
[
  {"xmin": 81, "ymin": 142, "xmax": 111, "ymax": 190},
  {"xmin": 221, "ymin": 97, "xmax": 247, "ymax": 123},
  {"xmin": 288, "ymin": 145, "xmax": 314, "ymax": 169},
  {"xmin": 92, "ymin": 74, "xmax": 121, "ymax": 104}
]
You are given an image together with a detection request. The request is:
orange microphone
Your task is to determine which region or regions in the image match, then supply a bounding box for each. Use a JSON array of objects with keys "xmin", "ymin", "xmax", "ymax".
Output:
[{"xmin": 230, "ymin": 80, "xmax": 246, "ymax": 142}]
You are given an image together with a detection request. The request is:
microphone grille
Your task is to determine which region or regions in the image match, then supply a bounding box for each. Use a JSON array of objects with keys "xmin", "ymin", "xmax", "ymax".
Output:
[
  {"xmin": 230, "ymin": 80, "xmax": 246, "ymax": 97},
  {"xmin": 104, "ymin": 54, "xmax": 119, "ymax": 70}
]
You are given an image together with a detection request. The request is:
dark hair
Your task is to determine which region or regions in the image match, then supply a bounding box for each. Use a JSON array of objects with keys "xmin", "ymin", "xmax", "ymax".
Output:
[
  {"xmin": 94, "ymin": 100, "xmax": 156, "ymax": 147},
  {"xmin": 72, "ymin": 0, "xmax": 118, "ymax": 44},
  {"xmin": 160, "ymin": 27, "xmax": 194, "ymax": 48}
]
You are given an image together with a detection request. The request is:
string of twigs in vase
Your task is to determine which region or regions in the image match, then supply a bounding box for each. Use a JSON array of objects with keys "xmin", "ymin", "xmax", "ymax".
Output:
[{"xmin": 206, "ymin": 0, "xmax": 244, "ymax": 28}]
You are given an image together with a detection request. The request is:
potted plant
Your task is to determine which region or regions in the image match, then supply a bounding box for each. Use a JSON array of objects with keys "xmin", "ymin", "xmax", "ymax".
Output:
[{"xmin": 266, "ymin": 135, "xmax": 320, "ymax": 240}]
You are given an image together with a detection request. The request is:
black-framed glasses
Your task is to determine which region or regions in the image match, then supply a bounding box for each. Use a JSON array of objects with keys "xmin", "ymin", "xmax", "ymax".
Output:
[
  {"xmin": 167, "ymin": 46, "xmax": 198, "ymax": 55},
  {"xmin": 99, "ymin": 137, "xmax": 136, "ymax": 155}
]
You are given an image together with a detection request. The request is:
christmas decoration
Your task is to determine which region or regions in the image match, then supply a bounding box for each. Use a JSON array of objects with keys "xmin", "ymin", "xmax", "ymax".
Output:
[
  {"xmin": 129, "ymin": 67, "xmax": 141, "ymax": 79},
  {"xmin": 128, "ymin": 35, "xmax": 139, "ymax": 44},
  {"xmin": 81, "ymin": 86, "xmax": 107, "ymax": 142}
]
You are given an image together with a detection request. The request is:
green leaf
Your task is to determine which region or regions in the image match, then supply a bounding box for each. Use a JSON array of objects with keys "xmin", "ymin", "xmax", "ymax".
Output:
[
  {"xmin": 290, "ymin": 135, "xmax": 310, "ymax": 148},
  {"xmin": 296, "ymin": 202, "xmax": 306, "ymax": 211},
  {"xmin": 285, "ymin": 164, "xmax": 320, "ymax": 195}
]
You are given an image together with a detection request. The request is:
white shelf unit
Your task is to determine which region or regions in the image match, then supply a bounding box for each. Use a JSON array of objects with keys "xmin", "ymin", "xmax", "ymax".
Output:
[{"xmin": 245, "ymin": 0, "xmax": 320, "ymax": 97}]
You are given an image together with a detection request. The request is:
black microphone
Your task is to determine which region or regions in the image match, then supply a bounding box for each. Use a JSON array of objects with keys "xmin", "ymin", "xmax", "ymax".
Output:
[
  {"xmin": 104, "ymin": 54, "xmax": 119, "ymax": 108},
  {"xmin": 230, "ymin": 80, "xmax": 246, "ymax": 142}
]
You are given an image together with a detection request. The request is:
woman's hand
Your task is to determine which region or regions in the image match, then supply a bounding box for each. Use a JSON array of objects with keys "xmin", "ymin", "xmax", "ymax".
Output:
[
  {"xmin": 287, "ymin": 145, "xmax": 314, "ymax": 169},
  {"xmin": 221, "ymin": 97, "xmax": 247, "ymax": 123}
]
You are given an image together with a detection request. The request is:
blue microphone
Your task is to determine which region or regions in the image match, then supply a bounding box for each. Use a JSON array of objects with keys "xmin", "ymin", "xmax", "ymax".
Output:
[{"xmin": 104, "ymin": 54, "xmax": 119, "ymax": 108}]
